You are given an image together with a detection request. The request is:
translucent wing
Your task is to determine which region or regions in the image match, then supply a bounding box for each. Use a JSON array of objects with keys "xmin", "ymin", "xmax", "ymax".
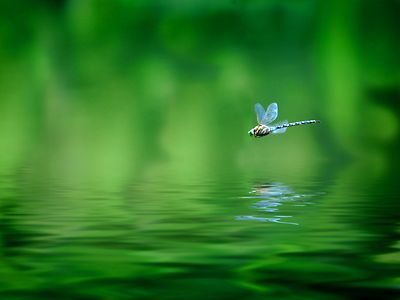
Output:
[
  {"xmin": 271, "ymin": 120, "xmax": 288, "ymax": 134},
  {"xmin": 255, "ymin": 103, "xmax": 266, "ymax": 124},
  {"xmin": 261, "ymin": 102, "xmax": 278, "ymax": 125}
]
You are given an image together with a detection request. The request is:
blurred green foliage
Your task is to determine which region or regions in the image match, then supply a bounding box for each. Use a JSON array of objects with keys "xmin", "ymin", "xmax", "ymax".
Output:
[{"xmin": 0, "ymin": 0, "xmax": 399, "ymax": 185}]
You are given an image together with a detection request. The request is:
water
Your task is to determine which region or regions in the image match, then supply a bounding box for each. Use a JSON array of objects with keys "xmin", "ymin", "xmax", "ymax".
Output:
[{"xmin": 0, "ymin": 167, "xmax": 398, "ymax": 300}]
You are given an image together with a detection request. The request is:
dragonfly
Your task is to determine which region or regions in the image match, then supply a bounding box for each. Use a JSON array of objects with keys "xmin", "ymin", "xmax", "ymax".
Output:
[{"xmin": 248, "ymin": 102, "xmax": 320, "ymax": 137}]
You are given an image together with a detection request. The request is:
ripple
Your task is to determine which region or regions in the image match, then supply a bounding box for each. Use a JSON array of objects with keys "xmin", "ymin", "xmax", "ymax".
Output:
[
  {"xmin": 235, "ymin": 215, "xmax": 299, "ymax": 225},
  {"xmin": 236, "ymin": 182, "xmax": 319, "ymax": 225}
]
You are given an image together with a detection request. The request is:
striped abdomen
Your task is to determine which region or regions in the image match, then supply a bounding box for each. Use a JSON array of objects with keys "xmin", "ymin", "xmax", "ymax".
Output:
[{"xmin": 272, "ymin": 120, "xmax": 320, "ymax": 131}]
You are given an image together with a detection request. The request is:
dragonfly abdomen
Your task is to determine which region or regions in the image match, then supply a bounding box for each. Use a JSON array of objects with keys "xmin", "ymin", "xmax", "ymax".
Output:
[{"xmin": 274, "ymin": 120, "xmax": 320, "ymax": 130}]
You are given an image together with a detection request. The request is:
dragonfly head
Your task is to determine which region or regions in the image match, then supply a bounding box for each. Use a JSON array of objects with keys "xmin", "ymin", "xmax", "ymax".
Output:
[{"xmin": 248, "ymin": 128, "xmax": 255, "ymax": 136}]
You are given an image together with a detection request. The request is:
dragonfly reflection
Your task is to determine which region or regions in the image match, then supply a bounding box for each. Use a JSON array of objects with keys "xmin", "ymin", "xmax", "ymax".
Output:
[
  {"xmin": 236, "ymin": 183, "xmax": 316, "ymax": 225},
  {"xmin": 248, "ymin": 102, "xmax": 320, "ymax": 137}
]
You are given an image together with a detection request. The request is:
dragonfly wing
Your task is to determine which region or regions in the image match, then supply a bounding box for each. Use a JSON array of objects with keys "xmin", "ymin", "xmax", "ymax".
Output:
[
  {"xmin": 271, "ymin": 120, "xmax": 288, "ymax": 134},
  {"xmin": 255, "ymin": 103, "xmax": 266, "ymax": 124},
  {"xmin": 261, "ymin": 102, "xmax": 278, "ymax": 125}
]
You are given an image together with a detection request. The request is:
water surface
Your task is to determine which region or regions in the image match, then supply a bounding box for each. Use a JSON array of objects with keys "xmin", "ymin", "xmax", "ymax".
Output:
[{"xmin": 0, "ymin": 166, "xmax": 398, "ymax": 300}]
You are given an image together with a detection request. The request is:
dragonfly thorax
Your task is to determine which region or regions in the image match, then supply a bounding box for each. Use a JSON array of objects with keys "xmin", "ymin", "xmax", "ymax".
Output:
[{"xmin": 249, "ymin": 124, "xmax": 271, "ymax": 137}]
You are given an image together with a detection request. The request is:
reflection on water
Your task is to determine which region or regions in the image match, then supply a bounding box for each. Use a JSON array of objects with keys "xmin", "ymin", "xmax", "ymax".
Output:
[
  {"xmin": 0, "ymin": 172, "xmax": 399, "ymax": 300},
  {"xmin": 236, "ymin": 182, "xmax": 320, "ymax": 225}
]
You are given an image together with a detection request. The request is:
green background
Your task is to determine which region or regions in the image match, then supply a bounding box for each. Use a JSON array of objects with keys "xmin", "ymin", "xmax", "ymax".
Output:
[{"xmin": 0, "ymin": 1, "xmax": 399, "ymax": 299}]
